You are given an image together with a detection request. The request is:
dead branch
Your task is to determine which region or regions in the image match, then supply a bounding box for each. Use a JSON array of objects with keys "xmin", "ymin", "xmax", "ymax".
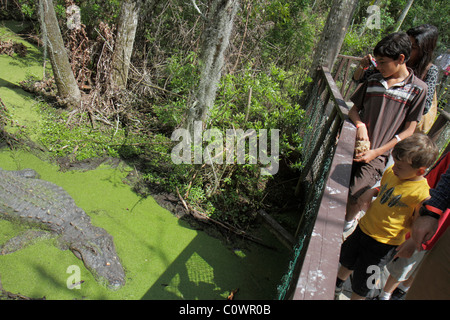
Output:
[{"xmin": 176, "ymin": 187, "xmax": 276, "ymax": 250}]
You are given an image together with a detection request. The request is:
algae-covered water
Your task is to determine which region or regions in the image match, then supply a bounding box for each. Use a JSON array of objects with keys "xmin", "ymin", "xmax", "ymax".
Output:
[{"xmin": 0, "ymin": 21, "xmax": 290, "ymax": 300}]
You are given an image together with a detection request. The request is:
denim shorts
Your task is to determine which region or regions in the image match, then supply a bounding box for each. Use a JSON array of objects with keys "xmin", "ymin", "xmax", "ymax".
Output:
[{"xmin": 339, "ymin": 225, "xmax": 397, "ymax": 297}]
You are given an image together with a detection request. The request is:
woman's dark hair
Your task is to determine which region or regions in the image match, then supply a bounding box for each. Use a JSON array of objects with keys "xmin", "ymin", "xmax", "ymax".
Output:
[
  {"xmin": 373, "ymin": 32, "xmax": 411, "ymax": 63},
  {"xmin": 407, "ymin": 24, "xmax": 439, "ymax": 79}
]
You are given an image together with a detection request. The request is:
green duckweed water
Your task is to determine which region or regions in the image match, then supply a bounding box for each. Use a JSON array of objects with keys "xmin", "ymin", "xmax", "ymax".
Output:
[{"xmin": 0, "ymin": 21, "xmax": 290, "ymax": 300}]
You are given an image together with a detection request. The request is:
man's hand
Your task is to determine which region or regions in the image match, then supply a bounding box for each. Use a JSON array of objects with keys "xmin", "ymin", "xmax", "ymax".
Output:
[
  {"xmin": 354, "ymin": 149, "xmax": 379, "ymax": 163},
  {"xmin": 410, "ymin": 215, "xmax": 439, "ymax": 251}
]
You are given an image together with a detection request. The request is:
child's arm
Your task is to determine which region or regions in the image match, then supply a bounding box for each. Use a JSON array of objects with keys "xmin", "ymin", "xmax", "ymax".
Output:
[
  {"xmin": 349, "ymin": 105, "xmax": 369, "ymax": 142},
  {"xmin": 354, "ymin": 120, "xmax": 417, "ymax": 164},
  {"xmin": 353, "ymin": 54, "xmax": 373, "ymax": 81},
  {"xmin": 357, "ymin": 187, "xmax": 379, "ymax": 212},
  {"xmin": 394, "ymin": 237, "xmax": 416, "ymax": 259}
]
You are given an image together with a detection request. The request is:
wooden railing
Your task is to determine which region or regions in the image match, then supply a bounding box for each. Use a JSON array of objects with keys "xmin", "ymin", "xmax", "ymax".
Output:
[
  {"xmin": 428, "ymin": 108, "xmax": 450, "ymax": 155},
  {"xmin": 333, "ymin": 54, "xmax": 362, "ymax": 100},
  {"xmin": 289, "ymin": 66, "xmax": 355, "ymax": 300}
]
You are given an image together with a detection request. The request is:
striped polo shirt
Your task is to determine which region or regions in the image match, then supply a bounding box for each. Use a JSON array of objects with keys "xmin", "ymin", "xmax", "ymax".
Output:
[{"xmin": 351, "ymin": 68, "xmax": 427, "ymax": 158}]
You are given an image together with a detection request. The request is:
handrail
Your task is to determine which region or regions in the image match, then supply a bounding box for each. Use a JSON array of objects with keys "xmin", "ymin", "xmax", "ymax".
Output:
[
  {"xmin": 333, "ymin": 54, "xmax": 362, "ymax": 100},
  {"xmin": 291, "ymin": 66, "xmax": 355, "ymax": 299}
]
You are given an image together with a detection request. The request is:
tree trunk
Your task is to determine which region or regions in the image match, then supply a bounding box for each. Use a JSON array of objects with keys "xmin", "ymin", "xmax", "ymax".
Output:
[
  {"xmin": 309, "ymin": 0, "xmax": 359, "ymax": 79},
  {"xmin": 186, "ymin": 0, "xmax": 239, "ymax": 133},
  {"xmin": 110, "ymin": 0, "xmax": 142, "ymax": 90},
  {"xmin": 39, "ymin": 0, "xmax": 81, "ymax": 109},
  {"xmin": 301, "ymin": 0, "xmax": 358, "ymax": 107},
  {"xmin": 394, "ymin": 0, "xmax": 414, "ymax": 32}
]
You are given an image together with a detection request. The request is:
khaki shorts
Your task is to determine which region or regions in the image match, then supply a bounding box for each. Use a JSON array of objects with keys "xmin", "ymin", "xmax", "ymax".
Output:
[
  {"xmin": 348, "ymin": 156, "xmax": 387, "ymax": 201},
  {"xmin": 387, "ymin": 250, "xmax": 427, "ymax": 282}
]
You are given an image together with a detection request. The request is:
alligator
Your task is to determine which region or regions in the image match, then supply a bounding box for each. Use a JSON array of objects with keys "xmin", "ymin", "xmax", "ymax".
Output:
[{"xmin": 0, "ymin": 167, "xmax": 125, "ymax": 290}]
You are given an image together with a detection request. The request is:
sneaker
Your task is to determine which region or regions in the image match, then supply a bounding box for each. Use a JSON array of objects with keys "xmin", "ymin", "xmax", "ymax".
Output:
[
  {"xmin": 335, "ymin": 285, "xmax": 344, "ymax": 300},
  {"xmin": 390, "ymin": 287, "xmax": 407, "ymax": 300},
  {"xmin": 371, "ymin": 292, "xmax": 391, "ymax": 300},
  {"xmin": 343, "ymin": 219, "xmax": 355, "ymax": 233}
]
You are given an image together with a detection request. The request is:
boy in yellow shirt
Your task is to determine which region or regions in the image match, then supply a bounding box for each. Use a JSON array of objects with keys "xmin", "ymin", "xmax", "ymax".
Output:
[{"xmin": 335, "ymin": 134, "xmax": 438, "ymax": 300}]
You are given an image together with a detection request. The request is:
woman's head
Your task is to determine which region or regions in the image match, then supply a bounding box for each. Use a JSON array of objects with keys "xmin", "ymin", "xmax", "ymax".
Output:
[{"xmin": 407, "ymin": 24, "xmax": 439, "ymax": 78}]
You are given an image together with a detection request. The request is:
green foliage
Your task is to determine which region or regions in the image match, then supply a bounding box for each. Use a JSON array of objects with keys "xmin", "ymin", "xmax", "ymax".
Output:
[
  {"xmin": 150, "ymin": 51, "xmax": 199, "ymax": 130},
  {"xmin": 341, "ymin": 6, "xmax": 395, "ymax": 57},
  {"xmin": 156, "ymin": 62, "xmax": 307, "ymax": 226},
  {"xmin": 165, "ymin": 51, "xmax": 199, "ymax": 94},
  {"xmin": 212, "ymin": 62, "xmax": 305, "ymax": 161},
  {"xmin": 342, "ymin": 0, "xmax": 449, "ymax": 57},
  {"xmin": 78, "ymin": 0, "xmax": 121, "ymax": 29},
  {"xmin": 20, "ymin": 2, "xmax": 35, "ymax": 19},
  {"xmin": 259, "ymin": 1, "xmax": 325, "ymax": 68}
]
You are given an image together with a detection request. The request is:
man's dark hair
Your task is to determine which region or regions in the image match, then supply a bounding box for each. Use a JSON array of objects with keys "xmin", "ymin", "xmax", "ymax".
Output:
[{"xmin": 373, "ymin": 32, "xmax": 411, "ymax": 62}]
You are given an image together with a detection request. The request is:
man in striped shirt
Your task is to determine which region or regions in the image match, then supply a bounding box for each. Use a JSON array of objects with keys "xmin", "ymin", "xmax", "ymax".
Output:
[{"xmin": 344, "ymin": 32, "xmax": 428, "ymax": 232}]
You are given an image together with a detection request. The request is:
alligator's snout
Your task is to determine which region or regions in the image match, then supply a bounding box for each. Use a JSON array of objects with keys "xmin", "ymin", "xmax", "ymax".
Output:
[{"xmin": 70, "ymin": 229, "xmax": 125, "ymax": 289}]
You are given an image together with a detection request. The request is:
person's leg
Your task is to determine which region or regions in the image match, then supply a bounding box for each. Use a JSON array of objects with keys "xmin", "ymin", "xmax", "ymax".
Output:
[
  {"xmin": 401, "ymin": 275, "xmax": 415, "ymax": 288},
  {"xmin": 378, "ymin": 274, "xmax": 400, "ymax": 300},
  {"xmin": 390, "ymin": 278, "xmax": 413, "ymax": 300},
  {"xmin": 345, "ymin": 158, "xmax": 385, "ymax": 230},
  {"xmin": 336, "ymin": 227, "xmax": 363, "ymax": 298},
  {"xmin": 337, "ymin": 265, "xmax": 353, "ymax": 282},
  {"xmin": 345, "ymin": 198, "xmax": 361, "ymax": 227},
  {"xmin": 351, "ymin": 230, "xmax": 397, "ymax": 299},
  {"xmin": 384, "ymin": 249, "xmax": 426, "ymax": 299}
]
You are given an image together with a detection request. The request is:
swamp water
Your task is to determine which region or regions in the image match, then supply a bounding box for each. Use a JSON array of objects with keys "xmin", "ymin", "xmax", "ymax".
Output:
[{"xmin": 0, "ymin": 21, "xmax": 290, "ymax": 300}]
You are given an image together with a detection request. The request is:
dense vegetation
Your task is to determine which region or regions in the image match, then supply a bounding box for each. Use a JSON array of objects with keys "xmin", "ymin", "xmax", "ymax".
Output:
[{"xmin": 1, "ymin": 0, "xmax": 449, "ymax": 232}]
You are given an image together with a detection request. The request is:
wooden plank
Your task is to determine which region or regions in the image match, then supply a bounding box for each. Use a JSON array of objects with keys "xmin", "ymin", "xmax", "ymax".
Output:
[
  {"xmin": 293, "ymin": 118, "xmax": 356, "ymax": 300},
  {"xmin": 428, "ymin": 109, "xmax": 450, "ymax": 142}
]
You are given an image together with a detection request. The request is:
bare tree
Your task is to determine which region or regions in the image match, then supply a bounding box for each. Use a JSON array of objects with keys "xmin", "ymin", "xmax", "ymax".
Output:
[
  {"xmin": 186, "ymin": 0, "xmax": 240, "ymax": 133},
  {"xmin": 110, "ymin": 0, "xmax": 143, "ymax": 90},
  {"xmin": 394, "ymin": 0, "xmax": 414, "ymax": 32},
  {"xmin": 39, "ymin": 0, "xmax": 81, "ymax": 109},
  {"xmin": 300, "ymin": 0, "xmax": 358, "ymax": 107},
  {"xmin": 309, "ymin": 0, "xmax": 359, "ymax": 79}
]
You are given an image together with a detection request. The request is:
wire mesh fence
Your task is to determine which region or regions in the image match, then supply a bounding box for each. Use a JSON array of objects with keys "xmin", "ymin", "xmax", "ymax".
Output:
[{"xmin": 277, "ymin": 67, "xmax": 351, "ymax": 300}]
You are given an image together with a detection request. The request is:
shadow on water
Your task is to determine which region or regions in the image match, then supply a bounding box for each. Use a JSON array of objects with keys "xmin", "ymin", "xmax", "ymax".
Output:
[{"xmin": 141, "ymin": 218, "xmax": 288, "ymax": 300}]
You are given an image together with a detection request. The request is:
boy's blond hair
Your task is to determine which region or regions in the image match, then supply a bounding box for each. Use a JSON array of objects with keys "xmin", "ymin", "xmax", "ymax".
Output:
[{"xmin": 392, "ymin": 133, "xmax": 438, "ymax": 169}]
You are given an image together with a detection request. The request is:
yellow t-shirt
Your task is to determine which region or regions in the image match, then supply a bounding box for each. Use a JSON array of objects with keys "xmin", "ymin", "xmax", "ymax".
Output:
[{"xmin": 359, "ymin": 166, "xmax": 430, "ymax": 245}]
